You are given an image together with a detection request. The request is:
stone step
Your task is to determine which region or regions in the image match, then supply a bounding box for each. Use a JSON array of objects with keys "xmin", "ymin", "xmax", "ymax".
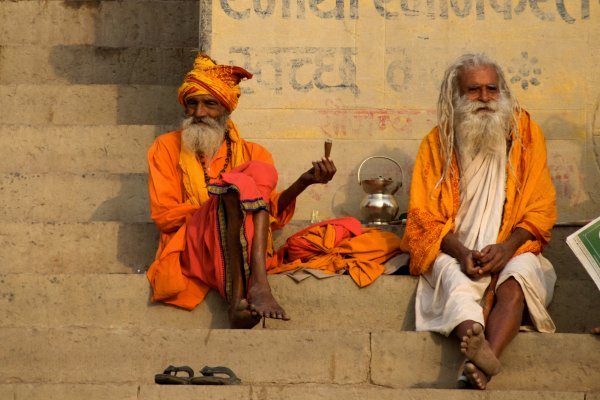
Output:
[
  {"xmin": 0, "ymin": 327, "xmax": 597, "ymax": 391},
  {"xmin": 0, "ymin": 172, "xmax": 149, "ymax": 223},
  {"xmin": 0, "ymin": 221, "xmax": 597, "ymax": 331},
  {"xmin": 0, "ymin": 0, "xmax": 198, "ymax": 48},
  {"xmin": 0, "ymin": 273, "xmax": 414, "ymax": 331},
  {"xmin": 0, "ymin": 45, "xmax": 198, "ymax": 85},
  {"xmin": 0, "ymin": 269, "xmax": 597, "ymax": 333},
  {"xmin": 0, "ymin": 384, "xmax": 593, "ymax": 400},
  {"xmin": 0, "ymin": 222, "xmax": 158, "ymax": 274},
  {"xmin": 0, "ymin": 84, "xmax": 181, "ymax": 125},
  {"xmin": 0, "ymin": 125, "xmax": 165, "ymax": 174}
]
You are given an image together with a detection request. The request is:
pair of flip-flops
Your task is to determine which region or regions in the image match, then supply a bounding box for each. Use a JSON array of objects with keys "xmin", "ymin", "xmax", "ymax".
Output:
[{"xmin": 155, "ymin": 365, "xmax": 241, "ymax": 385}]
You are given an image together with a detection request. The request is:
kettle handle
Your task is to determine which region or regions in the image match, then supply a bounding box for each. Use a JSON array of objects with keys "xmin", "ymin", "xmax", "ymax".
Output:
[{"xmin": 357, "ymin": 156, "xmax": 404, "ymax": 187}]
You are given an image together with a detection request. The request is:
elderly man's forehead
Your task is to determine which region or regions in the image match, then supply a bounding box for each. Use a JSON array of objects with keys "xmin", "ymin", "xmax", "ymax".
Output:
[{"xmin": 457, "ymin": 64, "xmax": 499, "ymax": 81}]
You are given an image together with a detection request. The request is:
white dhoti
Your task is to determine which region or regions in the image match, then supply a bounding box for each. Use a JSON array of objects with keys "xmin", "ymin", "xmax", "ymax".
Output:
[
  {"xmin": 415, "ymin": 252, "xmax": 556, "ymax": 336},
  {"xmin": 415, "ymin": 149, "xmax": 556, "ymax": 336}
]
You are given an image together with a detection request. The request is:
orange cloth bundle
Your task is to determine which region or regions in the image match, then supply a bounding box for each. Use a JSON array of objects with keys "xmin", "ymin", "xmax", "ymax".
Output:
[{"xmin": 271, "ymin": 217, "xmax": 406, "ymax": 287}]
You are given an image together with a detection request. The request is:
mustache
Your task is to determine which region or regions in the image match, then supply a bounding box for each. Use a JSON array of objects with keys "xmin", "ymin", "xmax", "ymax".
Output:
[
  {"xmin": 182, "ymin": 115, "xmax": 228, "ymax": 130},
  {"xmin": 456, "ymin": 98, "xmax": 500, "ymax": 114}
]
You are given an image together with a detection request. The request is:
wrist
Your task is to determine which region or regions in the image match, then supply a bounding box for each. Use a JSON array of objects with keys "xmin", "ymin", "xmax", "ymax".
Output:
[{"xmin": 297, "ymin": 175, "xmax": 312, "ymax": 188}]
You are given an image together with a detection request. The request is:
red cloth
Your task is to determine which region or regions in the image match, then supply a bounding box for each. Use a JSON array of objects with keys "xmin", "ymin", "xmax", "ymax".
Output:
[{"xmin": 183, "ymin": 161, "xmax": 277, "ymax": 300}]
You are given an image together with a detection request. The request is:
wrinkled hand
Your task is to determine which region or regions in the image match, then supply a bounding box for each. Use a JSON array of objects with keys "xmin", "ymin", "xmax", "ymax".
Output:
[
  {"xmin": 300, "ymin": 157, "xmax": 337, "ymax": 185},
  {"xmin": 472, "ymin": 242, "xmax": 514, "ymax": 276},
  {"xmin": 459, "ymin": 250, "xmax": 482, "ymax": 279}
]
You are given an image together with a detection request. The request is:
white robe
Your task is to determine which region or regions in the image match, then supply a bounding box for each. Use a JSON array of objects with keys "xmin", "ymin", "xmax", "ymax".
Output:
[{"xmin": 415, "ymin": 150, "xmax": 556, "ymax": 336}]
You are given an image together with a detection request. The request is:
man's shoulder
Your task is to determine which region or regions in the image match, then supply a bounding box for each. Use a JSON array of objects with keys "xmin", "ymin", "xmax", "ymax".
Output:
[
  {"xmin": 154, "ymin": 130, "xmax": 182, "ymax": 144},
  {"xmin": 151, "ymin": 130, "xmax": 182, "ymax": 150},
  {"xmin": 517, "ymin": 109, "xmax": 545, "ymax": 141},
  {"xmin": 242, "ymin": 139, "xmax": 273, "ymax": 159},
  {"xmin": 148, "ymin": 130, "xmax": 182, "ymax": 160}
]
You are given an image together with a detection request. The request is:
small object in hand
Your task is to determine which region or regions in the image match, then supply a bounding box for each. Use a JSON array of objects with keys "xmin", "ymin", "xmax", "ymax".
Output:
[{"xmin": 324, "ymin": 139, "xmax": 333, "ymax": 158}]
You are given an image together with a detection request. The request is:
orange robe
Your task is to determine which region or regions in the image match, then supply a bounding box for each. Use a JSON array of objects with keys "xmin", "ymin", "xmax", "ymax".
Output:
[
  {"xmin": 146, "ymin": 124, "xmax": 295, "ymax": 310},
  {"xmin": 403, "ymin": 110, "xmax": 557, "ymax": 275},
  {"xmin": 271, "ymin": 217, "xmax": 405, "ymax": 287}
]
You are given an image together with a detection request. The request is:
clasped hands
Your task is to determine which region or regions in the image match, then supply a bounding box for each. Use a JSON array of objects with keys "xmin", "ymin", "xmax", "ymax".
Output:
[{"xmin": 460, "ymin": 242, "xmax": 515, "ymax": 279}]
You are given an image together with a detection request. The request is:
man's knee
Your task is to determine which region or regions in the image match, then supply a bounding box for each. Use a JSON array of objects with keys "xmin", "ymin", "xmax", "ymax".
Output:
[{"xmin": 496, "ymin": 277, "xmax": 524, "ymax": 307}]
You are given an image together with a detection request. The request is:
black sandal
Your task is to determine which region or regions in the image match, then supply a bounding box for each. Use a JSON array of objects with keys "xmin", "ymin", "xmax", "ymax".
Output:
[
  {"xmin": 190, "ymin": 366, "xmax": 241, "ymax": 385},
  {"xmin": 155, "ymin": 365, "xmax": 194, "ymax": 385}
]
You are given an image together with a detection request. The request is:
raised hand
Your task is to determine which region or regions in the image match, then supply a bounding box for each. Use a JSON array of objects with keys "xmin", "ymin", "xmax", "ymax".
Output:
[{"xmin": 300, "ymin": 157, "xmax": 337, "ymax": 185}]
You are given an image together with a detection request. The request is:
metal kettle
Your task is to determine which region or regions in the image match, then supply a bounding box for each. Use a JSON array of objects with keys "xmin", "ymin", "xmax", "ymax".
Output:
[{"xmin": 358, "ymin": 156, "xmax": 403, "ymax": 225}]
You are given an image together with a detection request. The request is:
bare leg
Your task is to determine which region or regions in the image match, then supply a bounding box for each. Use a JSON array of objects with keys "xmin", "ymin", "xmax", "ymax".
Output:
[
  {"xmin": 247, "ymin": 209, "xmax": 290, "ymax": 321},
  {"xmin": 485, "ymin": 277, "xmax": 524, "ymax": 358},
  {"xmin": 223, "ymin": 192, "xmax": 260, "ymax": 329},
  {"xmin": 592, "ymin": 327, "xmax": 600, "ymax": 335},
  {"xmin": 457, "ymin": 277, "xmax": 525, "ymax": 389}
]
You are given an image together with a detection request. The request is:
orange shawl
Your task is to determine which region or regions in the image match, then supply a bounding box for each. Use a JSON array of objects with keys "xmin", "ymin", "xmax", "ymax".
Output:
[
  {"xmin": 146, "ymin": 122, "xmax": 295, "ymax": 309},
  {"xmin": 403, "ymin": 110, "xmax": 557, "ymax": 275},
  {"xmin": 271, "ymin": 217, "xmax": 405, "ymax": 287}
]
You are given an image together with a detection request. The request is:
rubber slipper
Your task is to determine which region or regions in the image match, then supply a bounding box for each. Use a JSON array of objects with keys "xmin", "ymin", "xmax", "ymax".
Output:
[
  {"xmin": 190, "ymin": 366, "xmax": 241, "ymax": 385},
  {"xmin": 155, "ymin": 365, "xmax": 194, "ymax": 385}
]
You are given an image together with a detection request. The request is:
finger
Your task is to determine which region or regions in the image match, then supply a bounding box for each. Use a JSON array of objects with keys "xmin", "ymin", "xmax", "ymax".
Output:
[
  {"xmin": 313, "ymin": 161, "xmax": 324, "ymax": 180},
  {"xmin": 320, "ymin": 159, "xmax": 336, "ymax": 180}
]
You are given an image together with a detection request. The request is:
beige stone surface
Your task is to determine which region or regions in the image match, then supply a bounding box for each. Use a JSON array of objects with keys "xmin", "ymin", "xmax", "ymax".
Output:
[
  {"xmin": 1, "ymin": 384, "xmax": 587, "ymax": 400},
  {"xmin": 0, "ymin": 273, "xmax": 417, "ymax": 331},
  {"xmin": 0, "ymin": 0, "xmax": 198, "ymax": 47},
  {"xmin": 0, "ymin": 273, "xmax": 229, "ymax": 330},
  {"xmin": 0, "ymin": 269, "xmax": 595, "ymax": 332},
  {"xmin": 0, "ymin": 173, "xmax": 149, "ymax": 223},
  {"xmin": 0, "ymin": 222, "xmax": 157, "ymax": 274},
  {"xmin": 0, "ymin": 84, "xmax": 181, "ymax": 125},
  {"xmin": 205, "ymin": 0, "xmax": 600, "ymax": 221},
  {"xmin": 0, "ymin": 383, "xmax": 138, "ymax": 400},
  {"xmin": 371, "ymin": 331, "xmax": 600, "ymax": 391},
  {"xmin": 0, "ymin": 125, "xmax": 166, "ymax": 174},
  {"xmin": 0, "ymin": 327, "xmax": 370, "ymax": 384},
  {"xmin": 141, "ymin": 385, "xmax": 586, "ymax": 400},
  {"xmin": 0, "ymin": 45, "xmax": 197, "ymax": 85},
  {"xmin": 267, "ymin": 275, "xmax": 417, "ymax": 331}
]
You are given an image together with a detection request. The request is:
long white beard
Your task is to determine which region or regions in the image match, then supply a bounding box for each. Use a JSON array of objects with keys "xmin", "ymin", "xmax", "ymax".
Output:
[
  {"xmin": 453, "ymin": 93, "xmax": 512, "ymax": 167},
  {"xmin": 181, "ymin": 115, "xmax": 229, "ymax": 160}
]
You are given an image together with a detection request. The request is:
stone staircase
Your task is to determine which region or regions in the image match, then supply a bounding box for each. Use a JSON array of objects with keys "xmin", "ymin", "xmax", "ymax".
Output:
[{"xmin": 0, "ymin": 1, "xmax": 599, "ymax": 399}]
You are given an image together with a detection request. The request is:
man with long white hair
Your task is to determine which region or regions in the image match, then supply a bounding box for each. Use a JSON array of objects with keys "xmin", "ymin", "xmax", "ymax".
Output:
[
  {"xmin": 147, "ymin": 53, "xmax": 336, "ymax": 328},
  {"xmin": 403, "ymin": 53, "xmax": 557, "ymax": 389}
]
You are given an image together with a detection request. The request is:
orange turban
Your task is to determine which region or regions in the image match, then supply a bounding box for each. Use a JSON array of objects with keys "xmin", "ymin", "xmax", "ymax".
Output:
[{"xmin": 177, "ymin": 53, "xmax": 253, "ymax": 112}]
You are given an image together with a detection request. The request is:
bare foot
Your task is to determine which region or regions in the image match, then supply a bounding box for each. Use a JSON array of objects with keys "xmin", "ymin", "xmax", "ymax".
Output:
[
  {"xmin": 460, "ymin": 323, "xmax": 501, "ymax": 376},
  {"xmin": 248, "ymin": 285, "xmax": 290, "ymax": 321},
  {"xmin": 591, "ymin": 327, "xmax": 600, "ymax": 335},
  {"xmin": 228, "ymin": 298, "xmax": 261, "ymax": 329},
  {"xmin": 463, "ymin": 361, "xmax": 489, "ymax": 390}
]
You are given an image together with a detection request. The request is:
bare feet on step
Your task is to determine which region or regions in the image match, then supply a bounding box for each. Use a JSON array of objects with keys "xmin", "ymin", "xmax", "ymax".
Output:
[
  {"xmin": 228, "ymin": 298, "xmax": 261, "ymax": 329},
  {"xmin": 462, "ymin": 361, "xmax": 489, "ymax": 390},
  {"xmin": 248, "ymin": 285, "xmax": 290, "ymax": 321},
  {"xmin": 460, "ymin": 323, "xmax": 501, "ymax": 376}
]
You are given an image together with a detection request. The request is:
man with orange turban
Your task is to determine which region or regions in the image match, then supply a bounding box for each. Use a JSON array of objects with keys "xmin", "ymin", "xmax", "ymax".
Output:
[
  {"xmin": 403, "ymin": 53, "xmax": 557, "ymax": 389},
  {"xmin": 147, "ymin": 53, "xmax": 336, "ymax": 328}
]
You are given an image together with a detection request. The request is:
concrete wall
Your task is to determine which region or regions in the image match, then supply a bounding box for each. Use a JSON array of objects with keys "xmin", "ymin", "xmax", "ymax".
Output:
[{"xmin": 201, "ymin": 0, "xmax": 600, "ymax": 222}]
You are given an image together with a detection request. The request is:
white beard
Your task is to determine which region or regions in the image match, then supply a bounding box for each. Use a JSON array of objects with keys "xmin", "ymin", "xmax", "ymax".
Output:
[
  {"xmin": 453, "ymin": 93, "xmax": 512, "ymax": 167},
  {"xmin": 181, "ymin": 115, "xmax": 229, "ymax": 160}
]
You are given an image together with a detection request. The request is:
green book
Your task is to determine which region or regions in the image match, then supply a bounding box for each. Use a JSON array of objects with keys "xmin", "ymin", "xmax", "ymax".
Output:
[{"xmin": 566, "ymin": 216, "xmax": 600, "ymax": 292}]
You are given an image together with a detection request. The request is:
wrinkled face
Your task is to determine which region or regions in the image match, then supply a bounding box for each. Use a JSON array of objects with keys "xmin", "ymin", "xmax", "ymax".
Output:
[
  {"xmin": 457, "ymin": 65, "xmax": 500, "ymax": 110},
  {"xmin": 184, "ymin": 94, "xmax": 228, "ymax": 120}
]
